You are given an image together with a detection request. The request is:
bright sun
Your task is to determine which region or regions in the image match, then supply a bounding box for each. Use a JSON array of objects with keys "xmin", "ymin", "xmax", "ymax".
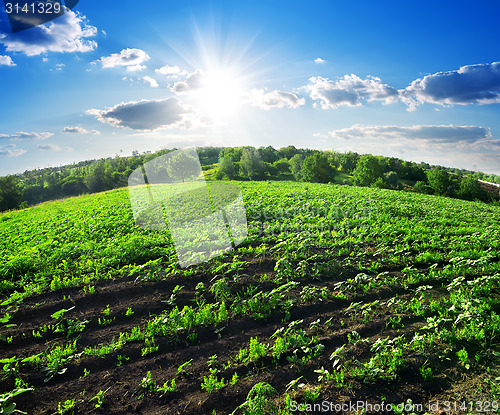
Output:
[{"xmin": 195, "ymin": 69, "xmax": 244, "ymax": 122}]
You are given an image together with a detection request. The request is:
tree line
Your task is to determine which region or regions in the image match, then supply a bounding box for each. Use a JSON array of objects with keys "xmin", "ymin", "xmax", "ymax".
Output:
[
  {"xmin": 0, "ymin": 145, "xmax": 498, "ymax": 212},
  {"xmin": 215, "ymin": 147, "xmax": 496, "ymax": 201}
]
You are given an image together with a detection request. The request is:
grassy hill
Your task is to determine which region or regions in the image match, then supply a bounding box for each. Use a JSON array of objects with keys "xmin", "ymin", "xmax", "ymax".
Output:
[{"xmin": 1, "ymin": 181, "xmax": 500, "ymax": 414}]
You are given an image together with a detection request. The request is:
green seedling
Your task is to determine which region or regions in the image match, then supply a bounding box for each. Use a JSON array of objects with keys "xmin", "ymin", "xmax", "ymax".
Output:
[
  {"xmin": 177, "ymin": 359, "xmax": 193, "ymax": 377},
  {"xmin": 90, "ymin": 388, "xmax": 109, "ymax": 409},
  {"xmin": 201, "ymin": 375, "xmax": 226, "ymax": 393},
  {"xmin": 0, "ymin": 388, "xmax": 32, "ymax": 415},
  {"xmin": 51, "ymin": 307, "xmax": 75, "ymax": 320},
  {"xmin": 57, "ymin": 399, "xmax": 75, "ymax": 415}
]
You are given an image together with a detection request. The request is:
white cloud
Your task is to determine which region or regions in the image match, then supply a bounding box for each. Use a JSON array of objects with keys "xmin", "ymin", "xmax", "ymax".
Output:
[
  {"xmin": 314, "ymin": 58, "xmax": 325, "ymax": 64},
  {"xmin": 401, "ymin": 62, "xmax": 500, "ymax": 110},
  {"xmin": 0, "ymin": 55, "xmax": 16, "ymax": 66},
  {"xmin": 99, "ymin": 48, "xmax": 150, "ymax": 69},
  {"xmin": 155, "ymin": 64, "xmax": 185, "ymax": 77},
  {"xmin": 62, "ymin": 126, "xmax": 100, "ymax": 134},
  {"xmin": 0, "ymin": 146, "xmax": 26, "ymax": 157},
  {"xmin": 0, "ymin": 131, "xmax": 53, "ymax": 140},
  {"xmin": 171, "ymin": 70, "xmax": 206, "ymax": 94},
  {"xmin": 304, "ymin": 62, "xmax": 500, "ymax": 111},
  {"xmin": 126, "ymin": 64, "xmax": 146, "ymax": 72},
  {"xmin": 306, "ymin": 74, "xmax": 399, "ymax": 109},
  {"xmin": 245, "ymin": 88, "xmax": 305, "ymax": 109},
  {"xmin": 0, "ymin": 11, "xmax": 97, "ymax": 56},
  {"xmin": 141, "ymin": 76, "xmax": 159, "ymax": 88},
  {"xmin": 36, "ymin": 143, "xmax": 61, "ymax": 151},
  {"xmin": 328, "ymin": 124, "xmax": 491, "ymax": 143},
  {"xmin": 86, "ymin": 97, "xmax": 196, "ymax": 131}
]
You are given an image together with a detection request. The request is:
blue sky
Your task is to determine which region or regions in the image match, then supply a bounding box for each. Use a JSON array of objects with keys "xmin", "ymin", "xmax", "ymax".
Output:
[{"xmin": 1, "ymin": 0, "xmax": 500, "ymax": 175}]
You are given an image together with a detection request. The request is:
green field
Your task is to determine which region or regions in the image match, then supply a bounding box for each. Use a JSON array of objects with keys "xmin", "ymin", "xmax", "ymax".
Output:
[{"xmin": 1, "ymin": 181, "xmax": 500, "ymax": 414}]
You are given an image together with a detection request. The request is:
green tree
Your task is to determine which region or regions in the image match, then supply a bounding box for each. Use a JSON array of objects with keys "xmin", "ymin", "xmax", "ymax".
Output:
[
  {"xmin": 84, "ymin": 160, "xmax": 109, "ymax": 192},
  {"xmin": 216, "ymin": 156, "xmax": 236, "ymax": 179},
  {"xmin": 240, "ymin": 148, "xmax": 265, "ymax": 180},
  {"xmin": 22, "ymin": 184, "xmax": 45, "ymax": 205},
  {"xmin": 289, "ymin": 154, "xmax": 304, "ymax": 181},
  {"xmin": 278, "ymin": 145, "xmax": 298, "ymax": 160},
  {"xmin": 258, "ymin": 146, "xmax": 278, "ymax": 163},
  {"xmin": 458, "ymin": 176, "xmax": 486, "ymax": 201},
  {"xmin": 338, "ymin": 151, "xmax": 359, "ymax": 173},
  {"xmin": 399, "ymin": 160, "xmax": 426, "ymax": 182},
  {"xmin": 414, "ymin": 181, "xmax": 433, "ymax": 194},
  {"xmin": 264, "ymin": 162, "xmax": 279, "ymax": 178},
  {"xmin": 300, "ymin": 153, "xmax": 335, "ymax": 183},
  {"xmin": 353, "ymin": 155, "xmax": 383, "ymax": 187},
  {"xmin": 427, "ymin": 169, "xmax": 449, "ymax": 195},
  {"xmin": 110, "ymin": 171, "xmax": 125, "ymax": 187},
  {"xmin": 273, "ymin": 158, "xmax": 291, "ymax": 174},
  {"xmin": 60, "ymin": 176, "xmax": 86, "ymax": 196},
  {"xmin": 323, "ymin": 150, "xmax": 340, "ymax": 170},
  {"xmin": 384, "ymin": 171, "xmax": 400, "ymax": 189},
  {"xmin": 0, "ymin": 175, "xmax": 22, "ymax": 211},
  {"xmin": 198, "ymin": 146, "xmax": 223, "ymax": 165},
  {"xmin": 373, "ymin": 177, "xmax": 390, "ymax": 189},
  {"xmin": 166, "ymin": 151, "xmax": 200, "ymax": 183},
  {"xmin": 220, "ymin": 147, "xmax": 243, "ymax": 162}
]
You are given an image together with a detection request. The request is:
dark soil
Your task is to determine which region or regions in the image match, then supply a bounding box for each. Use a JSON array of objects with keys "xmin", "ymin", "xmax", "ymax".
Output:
[{"xmin": 0, "ymin": 251, "xmax": 493, "ymax": 415}]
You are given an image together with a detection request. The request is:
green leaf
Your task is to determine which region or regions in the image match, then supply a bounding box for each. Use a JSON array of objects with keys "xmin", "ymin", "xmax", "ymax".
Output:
[{"xmin": 51, "ymin": 306, "xmax": 75, "ymax": 320}]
